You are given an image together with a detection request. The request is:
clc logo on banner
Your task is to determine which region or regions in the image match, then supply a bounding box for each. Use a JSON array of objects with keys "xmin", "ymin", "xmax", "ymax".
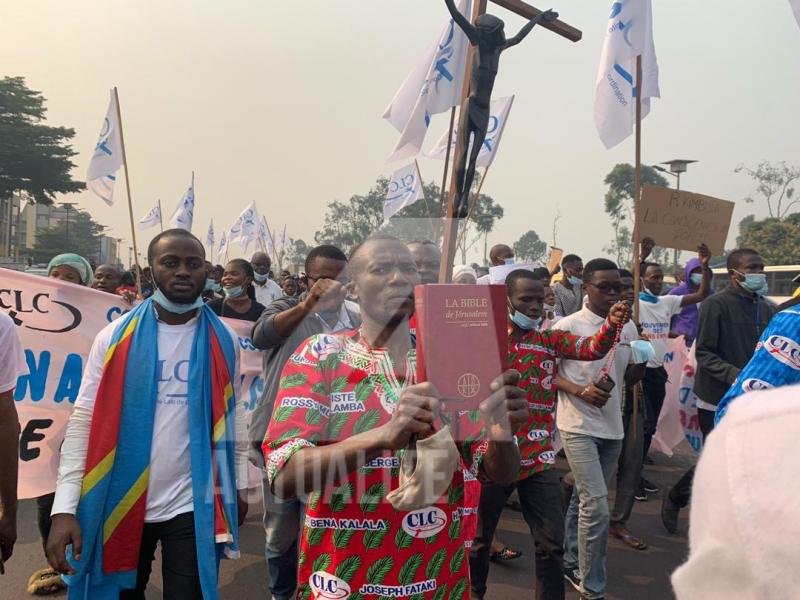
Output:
[
  {"xmin": 403, "ymin": 506, "xmax": 448, "ymax": 539},
  {"xmin": 0, "ymin": 289, "xmax": 82, "ymax": 334},
  {"xmin": 309, "ymin": 571, "xmax": 350, "ymax": 600}
]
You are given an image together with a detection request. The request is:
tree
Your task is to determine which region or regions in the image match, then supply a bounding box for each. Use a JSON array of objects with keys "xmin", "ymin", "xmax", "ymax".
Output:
[
  {"xmin": 602, "ymin": 163, "xmax": 669, "ymax": 267},
  {"xmin": 30, "ymin": 205, "xmax": 105, "ymax": 264},
  {"xmin": 314, "ymin": 176, "xmax": 503, "ymax": 258},
  {"xmin": 737, "ymin": 213, "xmax": 800, "ymax": 265},
  {"xmin": 513, "ymin": 229, "xmax": 547, "ymax": 264},
  {"xmin": 0, "ymin": 77, "xmax": 84, "ymax": 205},
  {"xmin": 456, "ymin": 193, "xmax": 504, "ymax": 264},
  {"xmin": 283, "ymin": 238, "xmax": 310, "ymax": 273},
  {"xmin": 734, "ymin": 161, "xmax": 800, "ymax": 220}
]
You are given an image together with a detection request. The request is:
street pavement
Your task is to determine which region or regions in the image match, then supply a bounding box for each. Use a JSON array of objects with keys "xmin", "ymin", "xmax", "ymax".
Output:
[{"xmin": 3, "ymin": 446, "xmax": 694, "ymax": 599}]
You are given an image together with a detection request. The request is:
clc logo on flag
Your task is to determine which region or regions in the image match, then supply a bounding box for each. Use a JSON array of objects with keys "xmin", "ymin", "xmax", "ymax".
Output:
[
  {"xmin": 765, "ymin": 335, "xmax": 800, "ymax": 370},
  {"xmin": 387, "ymin": 174, "xmax": 416, "ymax": 203},
  {"xmin": 309, "ymin": 571, "xmax": 350, "ymax": 600}
]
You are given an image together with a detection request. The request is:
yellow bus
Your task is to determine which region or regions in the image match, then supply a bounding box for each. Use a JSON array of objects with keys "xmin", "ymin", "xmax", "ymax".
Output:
[{"xmin": 711, "ymin": 265, "xmax": 800, "ymax": 304}]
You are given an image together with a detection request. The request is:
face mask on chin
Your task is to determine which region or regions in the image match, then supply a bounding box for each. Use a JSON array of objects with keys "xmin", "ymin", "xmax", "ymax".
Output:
[
  {"xmin": 151, "ymin": 282, "xmax": 203, "ymax": 315},
  {"xmin": 510, "ymin": 308, "xmax": 542, "ymax": 331},
  {"xmin": 253, "ymin": 272, "xmax": 268, "ymax": 284},
  {"xmin": 223, "ymin": 285, "xmax": 245, "ymax": 298}
]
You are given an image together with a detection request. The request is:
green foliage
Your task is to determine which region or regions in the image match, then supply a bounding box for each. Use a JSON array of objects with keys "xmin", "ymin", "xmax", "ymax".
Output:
[
  {"xmin": 314, "ymin": 176, "xmax": 503, "ymax": 259},
  {"xmin": 735, "ymin": 161, "xmax": 800, "ymax": 220},
  {"xmin": 737, "ymin": 213, "xmax": 800, "ymax": 265},
  {"xmin": 366, "ymin": 556, "xmax": 394, "ymax": 584},
  {"xmin": 30, "ymin": 205, "xmax": 105, "ymax": 263},
  {"xmin": 513, "ymin": 230, "xmax": 547, "ymax": 264},
  {"xmin": 0, "ymin": 77, "xmax": 84, "ymax": 204},
  {"xmin": 334, "ymin": 555, "xmax": 361, "ymax": 582},
  {"xmin": 602, "ymin": 163, "xmax": 669, "ymax": 267}
]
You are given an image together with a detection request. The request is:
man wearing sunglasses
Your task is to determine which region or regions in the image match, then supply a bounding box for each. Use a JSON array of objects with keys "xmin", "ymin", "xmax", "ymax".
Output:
[{"xmin": 553, "ymin": 259, "xmax": 645, "ymax": 600}]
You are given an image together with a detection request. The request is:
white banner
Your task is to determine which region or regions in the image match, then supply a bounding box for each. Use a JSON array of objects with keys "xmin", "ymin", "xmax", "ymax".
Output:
[
  {"xmin": 594, "ymin": 0, "xmax": 660, "ymax": 149},
  {"xmin": 2, "ymin": 269, "xmax": 266, "ymax": 499},
  {"xmin": 383, "ymin": 162, "xmax": 425, "ymax": 224},
  {"xmin": 86, "ymin": 90, "xmax": 124, "ymax": 205},
  {"xmin": 230, "ymin": 201, "xmax": 258, "ymax": 253},
  {"xmin": 426, "ymin": 95, "xmax": 515, "ymax": 168},
  {"xmin": 137, "ymin": 202, "xmax": 162, "ymax": 231},
  {"xmin": 169, "ymin": 175, "xmax": 195, "ymax": 231},
  {"xmin": 384, "ymin": 0, "xmax": 472, "ymax": 161}
]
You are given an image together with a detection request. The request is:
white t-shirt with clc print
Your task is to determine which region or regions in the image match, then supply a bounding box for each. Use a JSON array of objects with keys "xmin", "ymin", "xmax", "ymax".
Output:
[{"xmin": 638, "ymin": 294, "xmax": 683, "ymax": 368}]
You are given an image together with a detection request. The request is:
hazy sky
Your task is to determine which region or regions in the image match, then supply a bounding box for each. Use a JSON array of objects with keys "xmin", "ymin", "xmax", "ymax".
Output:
[{"xmin": 3, "ymin": 0, "xmax": 800, "ymax": 266}]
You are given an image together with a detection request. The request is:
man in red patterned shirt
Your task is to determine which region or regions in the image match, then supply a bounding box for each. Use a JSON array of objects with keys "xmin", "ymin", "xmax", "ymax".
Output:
[
  {"xmin": 469, "ymin": 269, "xmax": 629, "ymax": 600},
  {"xmin": 263, "ymin": 236, "xmax": 529, "ymax": 600}
]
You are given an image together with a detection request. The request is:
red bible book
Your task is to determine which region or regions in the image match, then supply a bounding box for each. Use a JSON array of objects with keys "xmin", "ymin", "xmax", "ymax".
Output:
[{"xmin": 415, "ymin": 284, "xmax": 508, "ymax": 411}]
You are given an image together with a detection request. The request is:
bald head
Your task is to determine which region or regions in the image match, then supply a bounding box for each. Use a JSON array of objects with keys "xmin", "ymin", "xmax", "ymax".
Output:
[
  {"xmin": 251, "ymin": 251, "xmax": 271, "ymax": 276},
  {"xmin": 489, "ymin": 244, "xmax": 514, "ymax": 267}
]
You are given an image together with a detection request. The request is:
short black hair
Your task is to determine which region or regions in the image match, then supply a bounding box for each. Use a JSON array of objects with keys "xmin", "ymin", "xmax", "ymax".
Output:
[
  {"xmin": 147, "ymin": 228, "xmax": 204, "ymax": 265},
  {"xmin": 562, "ymin": 254, "xmax": 582, "ymax": 266},
  {"xmin": 618, "ymin": 268, "xmax": 634, "ymax": 279},
  {"xmin": 532, "ymin": 267, "xmax": 551, "ymax": 280},
  {"xmin": 641, "ymin": 262, "xmax": 662, "ymax": 277},
  {"xmin": 226, "ymin": 258, "xmax": 256, "ymax": 299},
  {"xmin": 305, "ymin": 244, "xmax": 347, "ymax": 274},
  {"xmin": 727, "ymin": 248, "xmax": 760, "ymax": 270},
  {"xmin": 582, "ymin": 258, "xmax": 619, "ymax": 283},
  {"xmin": 506, "ymin": 268, "xmax": 541, "ymax": 295}
]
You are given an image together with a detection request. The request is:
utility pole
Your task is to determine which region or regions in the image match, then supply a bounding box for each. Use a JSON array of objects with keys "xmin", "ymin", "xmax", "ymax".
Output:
[{"xmin": 62, "ymin": 202, "xmax": 77, "ymax": 247}]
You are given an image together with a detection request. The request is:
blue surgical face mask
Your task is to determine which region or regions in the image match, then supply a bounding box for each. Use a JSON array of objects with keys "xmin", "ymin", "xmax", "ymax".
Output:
[
  {"xmin": 689, "ymin": 273, "xmax": 703, "ymax": 287},
  {"xmin": 203, "ymin": 278, "xmax": 217, "ymax": 292},
  {"xmin": 253, "ymin": 272, "xmax": 268, "ymax": 283},
  {"xmin": 510, "ymin": 309, "xmax": 542, "ymax": 331},
  {"xmin": 504, "ymin": 257, "xmax": 515, "ymax": 265},
  {"xmin": 568, "ymin": 275, "xmax": 582, "ymax": 287},
  {"xmin": 223, "ymin": 285, "xmax": 245, "ymax": 298},
  {"xmin": 735, "ymin": 271, "xmax": 767, "ymax": 294},
  {"xmin": 151, "ymin": 286, "xmax": 203, "ymax": 315}
]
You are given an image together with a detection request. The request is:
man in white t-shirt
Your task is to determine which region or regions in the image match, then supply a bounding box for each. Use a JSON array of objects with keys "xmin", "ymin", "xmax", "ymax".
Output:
[
  {"xmin": 251, "ymin": 251, "xmax": 283, "ymax": 307},
  {"xmin": 0, "ymin": 312, "xmax": 27, "ymax": 570},
  {"xmin": 553, "ymin": 258, "xmax": 646, "ymax": 600},
  {"xmin": 638, "ymin": 241, "xmax": 711, "ymax": 490},
  {"xmin": 46, "ymin": 229, "xmax": 249, "ymax": 599}
]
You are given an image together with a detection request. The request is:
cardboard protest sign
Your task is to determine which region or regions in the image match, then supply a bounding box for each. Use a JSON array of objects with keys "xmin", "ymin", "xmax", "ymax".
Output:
[
  {"xmin": 1, "ymin": 269, "xmax": 266, "ymax": 499},
  {"xmin": 547, "ymin": 247, "xmax": 563, "ymax": 274},
  {"xmin": 640, "ymin": 186, "xmax": 735, "ymax": 255}
]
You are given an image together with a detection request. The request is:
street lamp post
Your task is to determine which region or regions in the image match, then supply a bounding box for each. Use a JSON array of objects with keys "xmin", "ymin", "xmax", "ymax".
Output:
[
  {"xmin": 652, "ymin": 159, "xmax": 698, "ymax": 272},
  {"xmin": 61, "ymin": 202, "xmax": 77, "ymax": 247}
]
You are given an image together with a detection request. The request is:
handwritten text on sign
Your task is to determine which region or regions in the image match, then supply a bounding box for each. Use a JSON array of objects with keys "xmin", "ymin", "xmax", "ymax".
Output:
[{"xmin": 640, "ymin": 186, "xmax": 735, "ymax": 255}]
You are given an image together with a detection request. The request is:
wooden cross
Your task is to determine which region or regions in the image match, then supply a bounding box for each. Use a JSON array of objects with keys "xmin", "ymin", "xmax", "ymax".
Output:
[{"xmin": 438, "ymin": 0, "xmax": 581, "ymax": 283}]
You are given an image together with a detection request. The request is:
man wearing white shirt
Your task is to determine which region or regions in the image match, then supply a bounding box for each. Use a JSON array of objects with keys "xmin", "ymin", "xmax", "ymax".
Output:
[
  {"xmin": 553, "ymin": 258, "xmax": 645, "ymax": 600},
  {"xmin": 638, "ymin": 241, "xmax": 711, "ymax": 488},
  {"xmin": 251, "ymin": 251, "xmax": 283, "ymax": 307},
  {"xmin": 46, "ymin": 230, "xmax": 249, "ymax": 599}
]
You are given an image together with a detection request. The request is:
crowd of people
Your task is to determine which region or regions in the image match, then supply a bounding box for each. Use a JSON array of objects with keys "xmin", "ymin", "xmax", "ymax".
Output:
[{"xmin": 0, "ymin": 228, "xmax": 798, "ymax": 600}]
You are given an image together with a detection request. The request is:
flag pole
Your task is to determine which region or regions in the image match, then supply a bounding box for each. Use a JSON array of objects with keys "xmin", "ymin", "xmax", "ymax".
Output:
[
  {"xmin": 113, "ymin": 87, "xmax": 142, "ymax": 295},
  {"xmin": 415, "ymin": 159, "xmax": 435, "ymax": 237},
  {"xmin": 435, "ymin": 107, "xmax": 457, "ymax": 241},
  {"xmin": 632, "ymin": 54, "xmax": 643, "ymax": 325},
  {"xmin": 158, "ymin": 199, "xmax": 163, "ymax": 232}
]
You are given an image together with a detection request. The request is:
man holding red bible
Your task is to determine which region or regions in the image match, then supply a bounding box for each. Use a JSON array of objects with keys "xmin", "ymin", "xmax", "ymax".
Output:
[
  {"xmin": 263, "ymin": 236, "xmax": 530, "ymax": 600},
  {"xmin": 469, "ymin": 268, "xmax": 630, "ymax": 600}
]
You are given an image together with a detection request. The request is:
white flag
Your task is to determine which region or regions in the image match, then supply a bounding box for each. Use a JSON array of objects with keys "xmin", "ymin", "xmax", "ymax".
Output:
[
  {"xmin": 383, "ymin": 162, "xmax": 425, "ymax": 224},
  {"xmin": 206, "ymin": 220, "xmax": 215, "ymax": 256},
  {"xmin": 384, "ymin": 0, "xmax": 472, "ymax": 162},
  {"xmin": 137, "ymin": 202, "xmax": 161, "ymax": 231},
  {"xmin": 216, "ymin": 229, "xmax": 229, "ymax": 263},
  {"xmin": 594, "ymin": 0, "xmax": 660, "ymax": 149},
  {"xmin": 86, "ymin": 90, "xmax": 124, "ymax": 205},
  {"xmin": 426, "ymin": 95, "xmax": 515, "ymax": 168},
  {"xmin": 258, "ymin": 216, "xmax": 273, "ymax": 254},
  {"xmin": 791, "ymin": 0, "xmax": 800, "ymax": 26},
  {"xmin": 233, "ymin": 201, "xmax": 258, "ymax": 253},
  {"xmin": 169, "ymin": 175, "xmax": 195, "ymax": 231}
]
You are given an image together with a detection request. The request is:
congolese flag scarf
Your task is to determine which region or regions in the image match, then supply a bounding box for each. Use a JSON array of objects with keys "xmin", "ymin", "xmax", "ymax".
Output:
[{"xmin": 63, "ymin": 299, "xmax": 240, "ymax": 599}]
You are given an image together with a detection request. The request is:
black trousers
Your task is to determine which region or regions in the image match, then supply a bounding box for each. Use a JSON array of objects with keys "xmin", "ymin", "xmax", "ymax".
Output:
[
  {"xmin": 36, "ymin": 492, "xmax": 55, "ymax": 556},
  {"xmin": 470, "ymin": 469, "xmax": 565, "ymax": 600},
  {"xmin": 119, "ymin": 511, "xmax": 203, "ymax": 600},
  {"xmin": 668, "ymin": 408, "xmax": 716, "ymax": 508},
  {"xmin": 642, "ymin": 366, "xmax": 668, "ymax": 459}
]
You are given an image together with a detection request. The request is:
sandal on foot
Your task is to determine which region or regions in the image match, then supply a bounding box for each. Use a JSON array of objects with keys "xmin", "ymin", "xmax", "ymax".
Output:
[
  {"xmin": 490, "ymin": 546, "xmax": 523, "ymax": 561},
  {"xmin": 610, "ymin": 527, "xmax": 647, "ymax": 550},
  {"xmin": 27, "ymin": 568, "xmax": 67, "ymax": 595}
]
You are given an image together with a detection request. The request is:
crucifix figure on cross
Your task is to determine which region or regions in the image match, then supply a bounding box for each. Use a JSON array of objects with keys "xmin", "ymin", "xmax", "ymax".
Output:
[{"xmin": 444, "ymin": 0, "xmax": 558, "ymax": 217}]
